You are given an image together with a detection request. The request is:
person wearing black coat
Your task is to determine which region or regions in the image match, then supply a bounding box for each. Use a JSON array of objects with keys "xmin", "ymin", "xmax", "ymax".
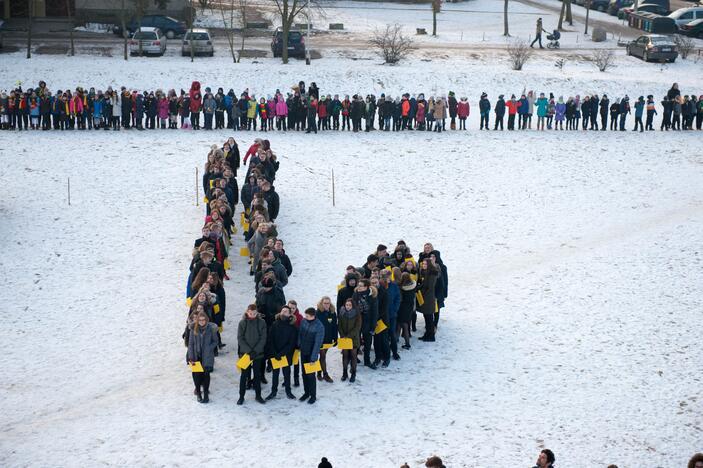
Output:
[
  {"xmin": 590, "ymin": 95, "xmax": 599, "ymax": 130},
  {"xmin": 448, "ymin": 92, "xmax": 458, "ymax": 129},
  {"xmin": 396, "ymin": 273, "xmax": 417, "ymax": 349},
  {"xmin": 417, "ymin": 259, "xmax": 439, "ymax": 342},
  {"xmin": 336, "ymin": 272, "xmax": 360, "ymax": 311},
  {"xmin": 494, "ymin": 95, "xmax": 506, "ymax": 131},
  {"xmin": 599, "ymin": 95, "xmax": 609, "ymax": 131},
  {"xmin": 265, "ymin": 306, "xmax": 298, "ymax": 400},
  {"xmin": 240, "ymin": 174, "xmax": 258, "ymax": 213},
  {"xmin": 256, "ymin": 275, "xmax": 286, "ymax": 328},
  {"xmin": 261, "ymin": 180, "xmax": 280, "ymax": 221},
  {"xmin": 580, "ymin": 96, "xmax": 591, "ymax": 130},
  {"xmin": 190, "ymin": 249, "xmax": 225, "ymax": 282},
  {"xmin": 352, "ymin": 279, "xmax": 379, "ymax": 369},
  {"xmin": 274, "ymin": 239, "xmax": 293, "ymax": 276},
  {"xmin": 371, "ymin": 277, "xmax": 390, "ymax": 367}
]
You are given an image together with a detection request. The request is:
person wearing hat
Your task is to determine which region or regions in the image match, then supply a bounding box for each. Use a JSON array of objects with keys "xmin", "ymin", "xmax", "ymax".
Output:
[
  {"xmin": 645, "ymin": 95, "xmax": 657, "ymax": 131},
  {"xmin": 536, "ymin": 92, "xmax": 548, "ymax": 131},
  {"xmin": 619, "ymin": 95, "xmax": 631, "ymax": 131},
  {"xmin": 633, "ymin": 95, "xmax": 645, "ymax": 132},
  {"xmin": 298, "ymin": 308, "xmax": 325, "ymax": 404},
  {"xmin": 237, "ymin": 304, "xmax": 267, "ymax": 405},
  {"xmin": 494, "ymin": 94, "xmax": 506, "ymax": 130},
  {"xmin": 318, "ymin": 457, "xmax": 333, "ymax": 468},
  {"xmin": 448, "ymin": 91, "xmax": 458, "ymax": 130},
  {"xmin": 530, "ymin": 17, "xmax": 547, "ymax": 49},
  {"xmin": 479, "ymin": 92, "xmax": 491, "ymax": 130},
  {"xmin": 599, "ymin": 94, "xmax": 609, "ymax": 131}
]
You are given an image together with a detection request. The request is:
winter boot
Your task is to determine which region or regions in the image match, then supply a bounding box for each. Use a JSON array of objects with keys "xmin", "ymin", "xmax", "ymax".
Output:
[
  {"xmin": 349, "ymin": 372, "xmax": 356, "ymax": 383},
  {"xmin": 323, "ymin": 373, "xmax": 333, "ymax": 383},
  {"xmin": 196, "ymin": 388, "xmax": 203, "ymax": 403},
  {"xmin": 202, "ymin": 390, "xmax": 209, "ymax": 404},
  {"xmin": 255, "ymin": 395, "xmax": 266, "ymax": 404},
  {"xmin": 236, "ymin": 396, "xmax": 244, "ymax": 405},
  {"xmin": 265, "ymin": 391, "xmax": 277, "ymax": 401},
  {"xmin": 285, "ymin": 389, "xmax": 296, "ymax": 399}
]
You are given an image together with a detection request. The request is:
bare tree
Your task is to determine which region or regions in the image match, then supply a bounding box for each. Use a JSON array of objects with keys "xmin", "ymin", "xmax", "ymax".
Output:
[
  {"xmin": 188, "ymin": 0, "xmax": 196, "ymax": 62},
  {"xmin": 584, "ymin": 0, "xmax": 591, "ymax": 34},
  {"xmin": 272, "ymin": 0, "xmax": 323, "ymax": 64},
  {"xmin": 131, "ymin": 0, "xmax": 149, "ymax": 56},
  {"xmin": 558, "ymin": 0, "xmax": 573, "ymax": 30},
  {"xmin": 198, "ymin": 0, "xmax": 209, "ymax": 11},
  {"xmin": 432, "ymin": 0, "xmax": 441, "ymax": 36},
  {"xmin": 507, "ymin": 38, "xmax": 532, "ymax": 70},
  {"xmin": 503, "ymin": 0, "xmax": 510, "ymax": 36},
  {"xmin": 591, "ymin": 49, "xmax": 615, "ymax": 71},
  {"xmin": 215, "ymin": 0, "xmax": 246, "ymax": 62},
  {"xmin": 26, "ymin": 0, "xmax": 34, "ymax": 59},
  {"xmin": 66, "ymin": 0, "xmax": 75, "ymax": 56},
  {"xmin": 673, "ymin": 34, "xmax": 694, "ymax": 59},
  {"xmin": 121, "ymin": 0, "xmax": 129, "ymax": 60},
  {"xmin": 370, "ymin": 23, "xmax": 415, "ymax": 64}
]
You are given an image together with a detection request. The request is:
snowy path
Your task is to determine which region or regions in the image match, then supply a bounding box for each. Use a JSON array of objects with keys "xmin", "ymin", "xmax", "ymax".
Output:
[{"xmin": 1, "ymin": 131, "xmax": 702, "ymax": 467}]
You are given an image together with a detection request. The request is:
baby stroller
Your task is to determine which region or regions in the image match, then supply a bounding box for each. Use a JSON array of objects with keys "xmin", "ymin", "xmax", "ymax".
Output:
[{"xmin": 547, "ymin": 30, "xmax": 560, "ymax": 49}]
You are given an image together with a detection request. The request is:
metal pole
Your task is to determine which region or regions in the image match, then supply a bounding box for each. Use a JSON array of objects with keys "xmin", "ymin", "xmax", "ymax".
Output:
[
  {"xmin": 196, "ymin": 166, "xmax": 199, "ymax": 207},
  {"xmin": 67, "ymin": 177, "xmax": 71, "ymax": 206},
  {"xmin": 332, "ymin": 168, "xmax": 335, "ymax": 207}
]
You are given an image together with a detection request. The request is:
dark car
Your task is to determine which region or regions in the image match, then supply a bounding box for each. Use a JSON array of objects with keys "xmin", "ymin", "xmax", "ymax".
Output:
[
  {"xmin": 626, "ymin": 34, "xmax": 678, "ymax": 62},
  {"xmin": 113, "ymin": 15, "xmax": 187, "ymax": 39},
  {"xmin": 590, "ymin": 0, "xmax": 611, "ymax": 12},
  {"xmin": 270, "ymin": 27, "xmax": 306, "ymax": 58},
  {"xmin": 679, "ymin": 17, "xmax": 703, "ymax": 37},
  {"xmin": 608, "ymin": 0, "xmax": 634, "ymax": 15}
]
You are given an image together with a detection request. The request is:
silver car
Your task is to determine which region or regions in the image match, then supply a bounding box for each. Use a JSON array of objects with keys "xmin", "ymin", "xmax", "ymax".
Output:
[
  {"xmin": 182, "ymin": 29, "xmax": 214, "ymax": 57},
  {"xmin": 129, "ymin": 27, "xmax": 167, "ymax": 56}
]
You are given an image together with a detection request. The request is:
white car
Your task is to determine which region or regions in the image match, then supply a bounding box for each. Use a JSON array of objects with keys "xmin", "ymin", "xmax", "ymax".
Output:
[
  {"xmin": 669, "ymin": 7, "xmax": 703, "ymax": 27},
  {"xmin": 182, "ymin": 29, "xmax": 214, "ymax": 57},
  {"xmin": 129, "ymin": 27, "xmax": 167, "ymax": 56}
]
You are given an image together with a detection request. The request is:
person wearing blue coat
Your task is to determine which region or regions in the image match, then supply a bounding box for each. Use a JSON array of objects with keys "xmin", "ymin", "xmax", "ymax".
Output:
[
  {"xmin": 298, "ymin": 308, "xmax": 325, "ymax": 404},
  {"xmin": 380, "ymin": 270, "xmax": 401, "ymax": 361},
  {"xmin": 633, "ymin": 96, "xmax": 645, "ymax": 132},
  {"xmin": 517, "ymin": 94, "xmax": 529, "ymax": 129},
  {"xmin": 619, "ymin": 96, "xmax": 631, "ymax": 131},
  {"xmin": 135, "ymin": 93, "xmax": 144, "ymax": 130}
]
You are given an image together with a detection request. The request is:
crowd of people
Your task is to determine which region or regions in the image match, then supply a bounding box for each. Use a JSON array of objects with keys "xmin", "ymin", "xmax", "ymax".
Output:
[
  {"xmin": 2, "ymin": 80, "xmax": 701, "ymax": 133},
  {"xmin": 183, "ymin": 137, "xmax": 449, "ymax": 406}
]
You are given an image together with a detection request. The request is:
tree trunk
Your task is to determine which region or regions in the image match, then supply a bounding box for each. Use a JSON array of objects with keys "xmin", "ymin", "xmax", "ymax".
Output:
[
  {"xmin": 121, "ymin": 0, "xmax": 128, "ymax": 60},
  {"xmin": 67, "ymin": 0, "xmax": 75, "ymax": 56},
  {"xmin": 239, "ymin": 0, "xmax": 247, "ymax": 62},
  {"xmin": 26, "ymin": 0, "xmax": 34, "ymax": 59},
  {"xmin": 558, "ymin": 1, "xmax": 566, "ymax": 30},
  {"xmin": 190, "ymin": 0, "xmax": 195, "ymax": 62},
  {"xmin": 585, "ymin": 0, "xmax": 591, "ymax": 34},
  {"xmin": 566, "ymin": 0, "xmax": 573, "ymax": 25},
  {"xmin": 432, "ymin": 8, "xmax": 437, "ymax": 36},
  {"xmin": 219, "ymin": 0, "xmax": 237, "ymax": 63},
  {"xmin": 503, "ymin": 0, "xmax": 510, "ymax": 36},
  {"xmin": 281, "ymin": 2, "xmax": 290, "ymax": 64}
]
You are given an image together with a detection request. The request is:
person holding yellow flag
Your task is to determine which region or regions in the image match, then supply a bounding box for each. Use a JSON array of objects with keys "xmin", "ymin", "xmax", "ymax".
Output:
[
  {"xmin": 353, "ymin": 278, "xmax": 379, "ymax": 370},
  {"xmin": 297, "ymin": 308, "xmax": 325, "ymax": 404},
  {"xmin": 265, "ymin": 305, "xmax": 298, "ymax": 401},
  {"xmin": 417, "ymin": 259, "xmax": 439, "ymax": 342},
  {"xmin": 338, "ymin": 298, "xmax": 362, "ymax": 382},
  {"xmin": 316, "ymin": 296, "xmax": 338, "ymax": 383},
  {"xmin": 186, "ymin": 311, "xmax": 219, "ymax": 404},
  {"xmin": 237, "ymin": 304, "xmax": 267, "ymax": 405}
]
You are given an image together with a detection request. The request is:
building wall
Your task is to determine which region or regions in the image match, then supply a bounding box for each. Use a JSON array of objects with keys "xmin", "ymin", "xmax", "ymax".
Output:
[{"xmin": 74, "ymin": 0, "xmax": 190, "ymax": 22}]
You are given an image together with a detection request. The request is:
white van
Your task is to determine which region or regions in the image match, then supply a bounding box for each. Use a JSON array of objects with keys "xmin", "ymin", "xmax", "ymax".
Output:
[{"xmin": 669, "ymin": 7, "xmax": 703, "ymax": 27}]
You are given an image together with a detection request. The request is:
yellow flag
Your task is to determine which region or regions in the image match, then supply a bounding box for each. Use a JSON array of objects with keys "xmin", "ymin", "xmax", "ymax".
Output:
[
  {"xmin": 304, "ymin": 360, "xmax": 322, "ymax": 374},
  {"xmin": 236, "ymin": 353, "xmax": 252, "ymax": 370},
  {"xmin": 270, "ymin": 356, "xmax": 289, "ymax": 370},
  {"xmin": 337, "ymin": 337, "xmax": 353, "ymax": 350},
  {"xmin": 224, "ymin": 258, "xmax": 231, "ymax": 270},
  {"xmin": 186, "ymin": 297, "xmax": 192, "ymax": 307},
  {"xmin": 213, "ymin": 304, "xmax": 220, "ymax": 314},
  {"xmin": 292, "ymin": 349, "xmax": 300, "ymax": 365},
  {"xmin": 218, "ymin": 325, "xmax": 223, "ymax": 333},
  {"xmin": 336, "ymin": 283, "xmax": 344, "ymax": 291},
  {"xmin": 410, "ymin": 274, "xmax": 418, "ymax": 282},
  {"xmin": 243, "ymin": 222, "xmax": 250, "ymax": 231},
  {"xmin": 435, "ymin": 301, "xmax": 439, "ymax": 313},
  {"xmin": 416, "ymin": 291, "xmax": 425, "ymax": 306},
  {"xmin": 240, "ymin": 212, "xmax": 246, "ymax": 226},
  {"xmin": 203, "ymin": 196, "xmax": 209, "ymax": 203},
  {"xmin": 374, "ymin": 320, "xmax": 388, "ymax": 334},
  {"xmin": 189, "ymin": 361, "xmax": 204, "ymax": 373},
  {"xmin": 321, "ymin": 343, "xmax": 334, "ymax": 350},
  {"xmin": 239, "ymin": 247, "xmax": 250, "ymax": 257}
]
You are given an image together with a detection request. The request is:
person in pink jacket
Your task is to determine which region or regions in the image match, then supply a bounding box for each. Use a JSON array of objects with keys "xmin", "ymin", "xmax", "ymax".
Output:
[
  {"xmin": 457, "ymin": 97, "xmax": 470, "ymax": 130},
  {"xmin": 158, "ymin": 95, "xmax": 169, "ymax": 129},
  {"xmin": 275, "ymin": 94, "xmax": 288, "ymax": 131},
  {"xmin": 266, "ymin": 97, "xmax": 276, "ymax": 131}
]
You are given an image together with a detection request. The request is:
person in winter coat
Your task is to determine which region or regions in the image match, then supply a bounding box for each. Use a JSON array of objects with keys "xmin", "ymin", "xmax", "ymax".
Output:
[
  {"xmin": 433, "ymin": 97, "xmax": 447, "ymax": 132},
  {"xmin": 298, "ymin": 308, "xmax": 325, "ymax": 404},
  {"xmin": 417, "ymin": 259, "xmax": 438, "ymax": 342},
  {"xmin": 189, "ymin": 82, "xmax": 202, "ymax": 130},
  {"xmin": 265, "ymin": 305, "xmax": 298, "ymax": 400},
  {"xmin": 580, "ymin": 95, "xmax": 590, "ymax": 130},
  {"xmin": 370, "ymin": 276, "xmax": 390, "ymax": 367},
  {"xmin": 645, "ymin": 95, "xmax": 657, "ymax": 131},
  {"xmin": 336, "ymin": 272, "xmax": 360, "ymax": 311},
  {"xmin": 274, "ymin": 239, "xmax": 293, "ymax": 277},
  {"xmin": 526, "ymin": 90, "xmax": 536, "ymax": 129},
  {"xmin": 396, "ymin": 272, "xmax": 417, "ymax": 349},
  {"xmin": 261, "ymin": 180, "xmax": 280, "ymax": 221},
  {"xmin": 619, "ymin": 96, "xmax": 630, "ymax": 131},
  {"xmin": 352, "ymin": 278, "xmax": 379, "ymax": 369},
  {"xmin": 237, "ymin": 304, "xmax": 267, "ymax": 405},
  {"xmin": 275, "ymin": 94, "xmax": 288, "ymax": 131},
  {"xmin": 546, "ymin": 96, "xmax": 555, "ymax": 130},
  {"xmin": 247, "ymin": 95, "xmax": 258, "ymax": 130},
  {"xmin": 494, "ymin": 94, "xmax": 506, "ymax": 130},
  {"xmin": 555, "ymin": 97, "xmax": 566, "ymax": 130},
  {"xmin": 610, "ymin": 99, "xmax": 620, "ymax": 131},
  {"xmin": 589, "ymin": 94, "xmax": 599, "ymax": 130},
  {"xmin": 158, "ymin": 95, "xmax": 169, "ymax": 129},
  {"xmin": 532, "ymin": 449, "xmax": 556, "ymax": 468},
  {"xmin": 337, "ymin": 297, "xmax": 362, "ymax": 382},
  {"xmin": 536, "ymin": 93, "xmax": 548, "ymax": 131},
  {"xmin": 315, "ymin": 297, "xmax": 338, "ymax": 382},
  {"xmin": 187, "ymin": 310, "xmax": 219, "ymax": 403},
  {"xmin": 380, "ymin": 269, "xmax": 401, "ymax": 360},
  {"xmin": 256, "ymin": 275, "xmax": 286, "ymax": 328},
  {"xmin": 599, "ymin": 94, "xmax": 609, "ymax": 131},
  {"xmin": 478, "ymin": 92, "xmax": 490, "ymax": 130},
  {"xmin": 517, "ymin": 94, "xmax": 529, "ymax": 130},
  {"xmin": 457, "ymin": 97, "xmax": 470, "ymax": 130},
  {"xmin": 633, "ymin": 96, "xmax": 645, "ymax": 132}
]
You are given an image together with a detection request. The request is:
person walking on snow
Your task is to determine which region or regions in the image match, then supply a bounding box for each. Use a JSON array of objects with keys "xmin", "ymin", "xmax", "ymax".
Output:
[{"xmin": 530, "ymin": 18, "xmax": 547, "ymax": 49}]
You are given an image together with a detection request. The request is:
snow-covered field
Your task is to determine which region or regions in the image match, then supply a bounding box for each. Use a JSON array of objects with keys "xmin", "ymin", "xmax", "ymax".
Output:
[{"xmin": 1, "ymin": 17, "xmax": 703, "ymax": 468}]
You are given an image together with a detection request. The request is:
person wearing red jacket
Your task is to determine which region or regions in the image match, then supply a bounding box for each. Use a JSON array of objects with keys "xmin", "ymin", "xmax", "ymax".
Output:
[
  {"xmin": 317, "ymin": 96, "xmax": 328, "ymax": 130},
  {"xmin": 243, "ymin": 138, "xmax": 262, "ymax": 165},
  {"xmin": 506, "ymin": 94, "xmax": 520, "ymax": 130},
  {"xmin": 457, "ymin": 97, "xmax": 470, "ymax": 130},
  {"xmin": 189, "ymin": 81, "xmax": 202, "ymax": 129}
]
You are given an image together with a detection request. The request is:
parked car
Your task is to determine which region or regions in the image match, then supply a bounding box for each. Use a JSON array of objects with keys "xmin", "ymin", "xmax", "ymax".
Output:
[
  {"xmin": 271, "ymin": 27, "xmax": 306, "ymax": 58},
  {"xmin": 129, "ymin": 27, "xmax": 167, "ymax": 56},
  {"xmin": 114, "ymin": 15, "xmax": 187, "ymax": 39},
  {"xmin": 678, "ymin": 17, "xmax": 703, "ymax": 36},
  {"xmin": 182, "ymin": 28, "xmax": 214, "ymax": 56},
  {"xmin": 626, "ymin": 34, "xmax": 678, "ymax": 62},
  {"xmin": 590, "ymin": 0, "xmax": 611, "ymax": 12},
  {"xmin": 618, "ymin": 2, "xmax": 671, "ymax": 19},
  {"xmin": 668, "ymin": 7, "xmax": 703, "ymax": 26},
  {"xmin": 608, "ymin": 0, "xmax": 633, "ymax": 15}
]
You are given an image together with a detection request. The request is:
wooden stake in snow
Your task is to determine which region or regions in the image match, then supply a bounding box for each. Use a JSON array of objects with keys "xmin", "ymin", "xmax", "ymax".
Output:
[
  {"xmin": 195, "ymin": 167, "xmax": 199, "ymax": 207},
  {"xmin": 332, "ymin": 168, "xmax": 336, "ymax": 207},
  {"xmin": 67, "ymin": 177, "xmax": 71, "ymax": 206}
]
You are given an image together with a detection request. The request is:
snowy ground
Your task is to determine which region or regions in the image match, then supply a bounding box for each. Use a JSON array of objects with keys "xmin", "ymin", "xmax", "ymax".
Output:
[
  {"xmin": 1, "ymin": 126, "xmax": 702, "ymax": 468},
  {"xmin": 1, "ymin": 28, "xmax": 703, "ymax": 468}
]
